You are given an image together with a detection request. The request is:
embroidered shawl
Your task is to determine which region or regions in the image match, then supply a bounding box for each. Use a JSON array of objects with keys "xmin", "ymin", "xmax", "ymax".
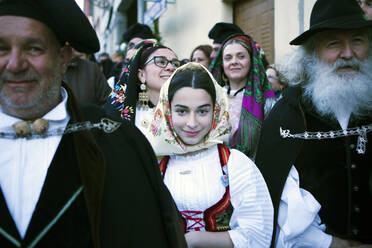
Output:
[
  {"xmin": 104, "ymin": 40, "xmax": 159, "ymax": 123},
  {"xmin": 146, "ymin": 62, "xmax": 231, "ymax": 156},
  {"xmin": 209, "ymin": 34, "xmax": 275, "ymax": 159}
]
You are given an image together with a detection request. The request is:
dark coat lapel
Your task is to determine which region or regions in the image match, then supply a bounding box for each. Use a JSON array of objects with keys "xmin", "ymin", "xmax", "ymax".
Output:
[
  {"xmin": 0, "ymin": 188, "xmax": 22, "ymax": 245},
  {"xmin": 22, "ymin": 133, "xmax": 82, "ymax": 244}
]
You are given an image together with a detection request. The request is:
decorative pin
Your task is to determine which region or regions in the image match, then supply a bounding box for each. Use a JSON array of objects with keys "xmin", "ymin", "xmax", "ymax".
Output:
[
  {"xmin": 32, "ymin": 119, "xmax": 49, "ymax": 135},
  {"xmin": 13, "ymin": 121, "xmax": 32, "ymax": 137}
]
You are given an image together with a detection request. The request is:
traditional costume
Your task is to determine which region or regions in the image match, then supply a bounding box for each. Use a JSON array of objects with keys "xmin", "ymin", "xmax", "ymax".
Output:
[
  {"xmin": 104, "ymin": 40, "xmax": 165, "ymax": 134},
  {"xmin": 210, "ymin": 35, "xmax": 275, "ymax": 160},
  {"xmin": 256, "ymin": 0, "xmax": 372, "ymax": 246},
  {"xmin": 147, "ymin": 63, "xmax": 274, "ymax": 247},
  {"xmin": 0, "ymin": 1, "xmax": 186, "ymax": 247}
]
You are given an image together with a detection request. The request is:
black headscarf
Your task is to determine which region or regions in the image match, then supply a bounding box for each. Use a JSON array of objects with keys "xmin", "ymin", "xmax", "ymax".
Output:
[{"xmin": 104, "ymin": 40, "xmax": 169, "ymax": 124}]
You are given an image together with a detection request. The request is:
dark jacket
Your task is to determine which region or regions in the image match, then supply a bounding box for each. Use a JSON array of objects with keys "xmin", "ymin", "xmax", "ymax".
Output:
[
  {"xmin": 0, "ymin": 85, "xmax": 187, "ymax": 248},
  {"xmin": 256, "ymin": 86, "xmax": 372, "ymax": 246},
  {"xmin": 63, "ymin": 57, "xmax": 111, "ymax": 106}
]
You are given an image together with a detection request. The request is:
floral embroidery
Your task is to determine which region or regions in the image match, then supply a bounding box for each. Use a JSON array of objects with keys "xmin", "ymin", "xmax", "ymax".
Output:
[
  {"xmin": 109, "ymin": 84, "xmax": 134, "ymax": 121},
  {"xmin": 150, "ymin": 109, "xmax": 163, "ymax": 136}
]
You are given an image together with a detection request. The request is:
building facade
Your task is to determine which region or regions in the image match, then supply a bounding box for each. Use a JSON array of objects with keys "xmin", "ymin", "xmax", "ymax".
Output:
[{"xmin": 85, "ymin": 0, "xmax": 316, "ymax": 63}]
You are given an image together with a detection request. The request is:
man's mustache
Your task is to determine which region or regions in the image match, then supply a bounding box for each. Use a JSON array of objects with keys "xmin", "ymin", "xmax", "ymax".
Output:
[
  {"xmin": 332, "ymin": 58, "xmax": 361, "ymax": 72},
  {"xmin": 0, "ymin": 72, "xmax": 40, "ymax": 82}
]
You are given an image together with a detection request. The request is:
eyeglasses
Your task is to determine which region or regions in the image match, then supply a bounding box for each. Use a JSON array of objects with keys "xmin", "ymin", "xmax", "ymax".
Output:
[{"xmin": 144, "ymin": 56, "xmax": 181, "ymax": 68}]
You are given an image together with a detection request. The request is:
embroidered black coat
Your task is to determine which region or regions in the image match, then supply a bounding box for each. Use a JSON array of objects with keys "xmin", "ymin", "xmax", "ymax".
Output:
[
  {"xmin": 256, "ymin": 86, "xmax": 372, "ymax": 246},
  {"xmin": 0, "ymin": 85, "xmax": 186, "ymax": 248}
]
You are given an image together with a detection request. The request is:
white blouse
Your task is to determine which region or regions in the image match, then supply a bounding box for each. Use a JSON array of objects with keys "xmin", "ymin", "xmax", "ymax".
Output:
[
  {"xmin": 135, "ymin": 107, "xmax": 155, "ymax": 135},
  {"xmin": 163, "ymin": 145, "xmax": 274, "ymax": 248},
  {"xmin": 222, "ymin": 87, "xmax": 243, "ymax": 140}
]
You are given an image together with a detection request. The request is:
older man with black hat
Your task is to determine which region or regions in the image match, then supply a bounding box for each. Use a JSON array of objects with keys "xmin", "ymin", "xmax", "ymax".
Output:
[
  {"xmin": 0, "ymin": 0, "xmax": 186, "ymax": 247},
  {"xmin": 208, "ymin": 22, "xmax": 244, "ymax": 60},
  {"xmin": 255, "ymin": 0, "xmax": 372, "ymax": 247}
]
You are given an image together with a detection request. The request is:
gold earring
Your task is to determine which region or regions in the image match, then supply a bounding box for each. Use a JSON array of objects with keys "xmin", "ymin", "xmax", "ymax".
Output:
[{"xmin": 138, "ymin": 82, "xmax": 149, "ymax": 109}]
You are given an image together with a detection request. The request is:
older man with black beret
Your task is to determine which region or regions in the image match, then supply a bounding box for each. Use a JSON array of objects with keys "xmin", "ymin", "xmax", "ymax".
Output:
[
  {"xmin": 256, "ymin": 0, "xmax": 372, "ymax": 247},
  {"xmin": 0, "ymin": 0, "xmax": 186, "ymax": 247},
  {"xmin": 208, "ymin": 22, "xmax": 244, "ymax": 60},
  {"xmin": 122, "ymin": 23, "xmax": 155, "ymax": 50}
]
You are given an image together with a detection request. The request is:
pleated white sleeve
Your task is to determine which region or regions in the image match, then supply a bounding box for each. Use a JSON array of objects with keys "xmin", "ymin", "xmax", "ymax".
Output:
[
  {"xmin": 275, "ymin": 166, "xmax": 332, "ymax": 248},
  {"xmin": 228, "ymin": 149, "xmax": 274, "ymax": 248}
]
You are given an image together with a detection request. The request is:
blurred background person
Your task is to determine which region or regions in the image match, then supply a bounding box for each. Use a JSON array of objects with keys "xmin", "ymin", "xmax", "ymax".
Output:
[
  {"xmin": 208, "ymin": 22, "xmax": 244, "ymax": 60},
  {"xmin": 266, "ymin": 65, "xmax": 288, "ymax": 100},
  {"xmin": 122, "ymin": 23, "xmax": 155, "ymax": 50},
  {"xmin": 63, "ymin": 49, "xmax": 111, "ymax": 105},
  {"xmin": 98, "ymin": 53, "xmax": 115, "ymax": 79},
  {"xmin": 98, "ymin": 52, "xmax": 110, "ymax": 63},
  {"xmin": 210, "ymin": 34, "xmax": 275, "ymax": 160},
  {"xmin": 111, "ymin": 52, "xmax": 124, "ymax": 63},
  {"xmin": 357, "ymin": 0, "xmax": 372, "ymax": 19},
  {"xmin": 190, "ymin": 44, "xmax": 212, "ymax": 69}
]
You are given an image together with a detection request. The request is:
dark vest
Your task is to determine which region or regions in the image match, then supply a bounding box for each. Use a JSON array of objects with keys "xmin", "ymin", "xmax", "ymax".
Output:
[
  {"xmin": 0, "ymin": 133, "xmax": 92, "ymax": 247},
  {"xmin": 296, "ymin": 105, "xmax": 372, "ymax": 243},
  {"xmin": 159, "ymin": 144, "xmax": 233, "ymax": 232}
]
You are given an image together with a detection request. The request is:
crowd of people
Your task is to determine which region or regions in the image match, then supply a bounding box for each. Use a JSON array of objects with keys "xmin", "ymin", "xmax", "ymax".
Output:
[{"xmin": 0, "ymin": 0, "xmax": 371, "ymax": 247}]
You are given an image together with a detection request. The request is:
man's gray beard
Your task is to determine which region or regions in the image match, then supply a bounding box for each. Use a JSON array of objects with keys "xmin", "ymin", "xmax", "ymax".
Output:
[
  {"xmin": 279, "ymin": 45, "xmax": 372, "ymax": 121},
  {"xmin": 302, "ymin": 54, "xmax": 372, "ymax": 121},
  {"xmin": 0, "ymin": 68, "xmax": 62, "ymax": 113}
]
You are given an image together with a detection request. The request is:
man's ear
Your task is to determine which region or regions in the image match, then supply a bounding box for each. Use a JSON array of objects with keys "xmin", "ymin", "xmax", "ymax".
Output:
[
  {"xmin": 59, "ymin": 45, "xmax": 73, "ymax": 74},
  {"xmin": 138, "ymin": 69, "xmax": 146, "ymax": 83}
]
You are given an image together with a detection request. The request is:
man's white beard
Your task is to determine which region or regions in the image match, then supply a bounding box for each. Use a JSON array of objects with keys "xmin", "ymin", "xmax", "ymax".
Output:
[{"xmin": 303, "ymin": 54, "xmax": 372, "ymax": 122}]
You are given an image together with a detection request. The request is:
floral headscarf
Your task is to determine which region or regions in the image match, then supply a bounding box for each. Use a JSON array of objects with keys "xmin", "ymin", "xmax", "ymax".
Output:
[
  {"xmin": 146, "ymin": 62, "xmax": 232, "ymax": 156},
  {"xmin": 209, "ymin": 34, "xmax": 275, "ymax": 159},
  {"xmin": 104, "ymin": 39, "xmax": 164, "ymax": 123}
]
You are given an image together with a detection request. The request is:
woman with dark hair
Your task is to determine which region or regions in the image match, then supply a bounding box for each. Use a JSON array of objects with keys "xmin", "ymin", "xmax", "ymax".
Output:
[
  {"xmin": 147, "ymin": 62, "xmax": 273, "ymax": 247},
  {"xmin": 210, "ymin": 34, "xmax": 275, "ymax": 160},
  {"xmin": 190, "ymin": 44, "xmax": 213, "ymax": 69},
  {"xmin": 104, "ymin": 40, "xmax": 181, "ymax": 134}
]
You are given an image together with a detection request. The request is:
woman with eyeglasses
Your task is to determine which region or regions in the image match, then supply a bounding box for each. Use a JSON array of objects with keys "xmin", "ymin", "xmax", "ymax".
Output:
[
  {"xmin": 104, "ymin": 40, "xmax": 181, "ymax": 135},
  {"xmin": 210, "ymin": 34, "xmax": 276, "ymax": 160}
]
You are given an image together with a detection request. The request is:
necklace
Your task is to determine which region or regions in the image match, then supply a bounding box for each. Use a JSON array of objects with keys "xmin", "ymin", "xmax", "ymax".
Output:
[
  {"xmin": 227, "ymin": 86, "xmax": 245, "ymax": 98},
  {"xmin": 0, "ymin": 118, "xmax": 121, "ymax": 139},
  {"xmin": 280, "ymin": 124, "xmax": 372, "ymax": 154}
]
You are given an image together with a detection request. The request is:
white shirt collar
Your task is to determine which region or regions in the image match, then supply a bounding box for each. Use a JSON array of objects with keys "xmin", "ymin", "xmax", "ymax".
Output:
[{"xmin": 0, "ymin": 87, "xmax": 70, "ymax": 130}]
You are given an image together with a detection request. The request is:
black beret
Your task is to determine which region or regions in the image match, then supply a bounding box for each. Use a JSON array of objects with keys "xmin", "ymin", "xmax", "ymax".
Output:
[
  {"xmin": 208, "ymin": 22, "xmax": 244, "ymax": 44},
  {"xmin": 0, "ymin": 0, "xmax": 100, "ymax": 53},
  {"xmin": 122, "ymin": 23, "xmax": 154, "ymax": 43}
]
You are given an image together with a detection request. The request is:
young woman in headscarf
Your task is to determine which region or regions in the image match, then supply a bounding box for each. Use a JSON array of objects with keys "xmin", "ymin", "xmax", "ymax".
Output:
[
  {"xmin": 210, "ymin": 34, "xmax": 276, "ymax": 160},
  {"xmin": 147, "ymin": 62, "xmax": 273, "ymax": 248},
  {"xmin": 104, "ymin": 40, "xmax": 181, "ymax": 134}
]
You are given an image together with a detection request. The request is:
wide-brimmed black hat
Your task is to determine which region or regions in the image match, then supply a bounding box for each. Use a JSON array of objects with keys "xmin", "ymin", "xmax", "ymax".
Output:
[
  {"xmin": 122, "ymin": 23, "xmax": 154, "ymax": 43},
  {"xmin": 290, "ymin": 0, "xmax": 372, "ymax": 45},
  {"xmin": 208, "ymin": 22, "xmax": 244, "ymax": 44},
  {"xmin": 0, "ymin": 0, "xmax": 100, "ymax": 53}
]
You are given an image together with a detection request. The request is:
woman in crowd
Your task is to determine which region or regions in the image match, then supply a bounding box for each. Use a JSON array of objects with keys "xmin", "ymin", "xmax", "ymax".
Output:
[
  {"xmin": 210, "ymin": 34, "xmax": 275, "ymax": 160},
  {"xmin": 104, "ymin": 40, "xmax": 181, "ymax": 134},
  {"xmin": 190, "ymin": 44, "xmax": 213, "ymax": 69},
  {"xmin": 147, "ymin": 62, "xmax": 273, "ymax": 248},
  {"xmin": 266, "ymin": 64, "xmax": 288, "ymax": 101}
]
